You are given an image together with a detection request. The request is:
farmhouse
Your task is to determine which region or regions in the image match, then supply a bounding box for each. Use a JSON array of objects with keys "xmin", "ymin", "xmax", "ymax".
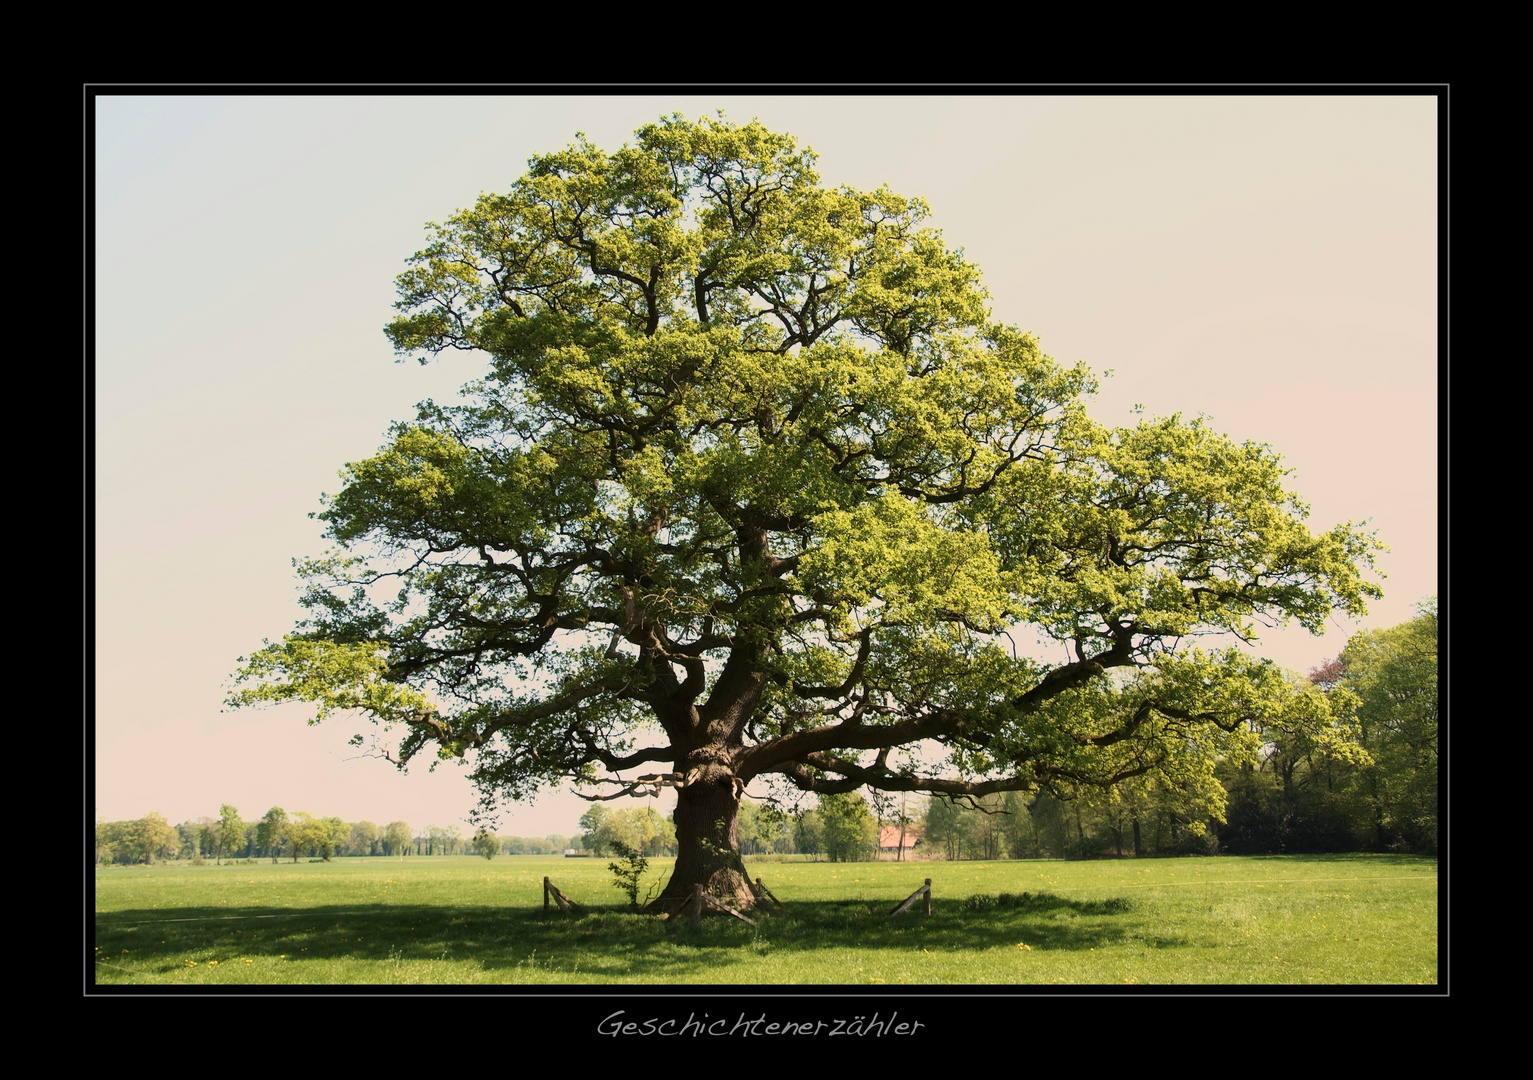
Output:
[{"xmin": 879, "ymin": 824, "xmax": 921, "ymax": 859}]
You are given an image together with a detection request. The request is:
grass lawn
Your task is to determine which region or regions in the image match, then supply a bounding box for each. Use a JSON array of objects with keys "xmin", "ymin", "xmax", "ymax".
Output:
[{"xmin": 92, "ymin": 852, "xmax": 1437, "ymax": 986}]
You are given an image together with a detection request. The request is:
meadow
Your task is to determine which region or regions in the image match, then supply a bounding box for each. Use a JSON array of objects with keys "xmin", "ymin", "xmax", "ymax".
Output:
[{"xmin": 93, "ymin": 853, "xmax": 1437, "ymax": 986}]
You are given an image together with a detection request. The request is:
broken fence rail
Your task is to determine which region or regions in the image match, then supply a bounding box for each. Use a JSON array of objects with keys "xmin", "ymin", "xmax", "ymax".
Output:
[
  {"xmin": 889, "ymin": 878, "xmax": 933, "ymax": 917},
  {"xmin": 543, "ymin": 876, "xmax": 585, "ymax": 916},
  {"xmin": 666, "ymin": 883, "xmax": 759, "ymax": 928}
]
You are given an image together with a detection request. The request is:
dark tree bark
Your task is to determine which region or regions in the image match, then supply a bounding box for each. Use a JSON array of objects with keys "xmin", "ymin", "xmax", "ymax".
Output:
[{"xmin": 650, "ymin": 772, "xmax": 755, "ymax": 913}]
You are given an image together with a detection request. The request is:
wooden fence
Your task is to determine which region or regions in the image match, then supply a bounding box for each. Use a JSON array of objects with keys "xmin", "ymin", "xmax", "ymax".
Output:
[{"xmin": 542, "ymin": 874, "xmax": 934, "ymax": 919}]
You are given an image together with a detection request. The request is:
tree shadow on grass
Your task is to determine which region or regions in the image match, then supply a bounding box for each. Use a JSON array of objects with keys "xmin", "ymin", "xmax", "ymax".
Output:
[{"xmin": 94, "ymin": 890, "xmax": 1166, "ymax": 984}]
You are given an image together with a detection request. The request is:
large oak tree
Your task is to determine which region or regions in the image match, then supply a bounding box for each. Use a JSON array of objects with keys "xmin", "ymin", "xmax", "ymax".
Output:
[{"xmin": 231, "ymin": 116, "xmax": 1380, "ymax": 910}]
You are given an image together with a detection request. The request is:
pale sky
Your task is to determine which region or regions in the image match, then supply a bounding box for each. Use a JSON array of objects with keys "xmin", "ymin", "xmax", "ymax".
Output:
[{"xmin": 93, "ymin": 93, "xmax": 1438, "ymax": 837}]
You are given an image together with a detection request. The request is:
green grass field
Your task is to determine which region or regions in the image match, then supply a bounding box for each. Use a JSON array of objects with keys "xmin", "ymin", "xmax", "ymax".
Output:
[{"xmin": 93, "ymin": 853, "xmax": 1437, "ymax": 986}]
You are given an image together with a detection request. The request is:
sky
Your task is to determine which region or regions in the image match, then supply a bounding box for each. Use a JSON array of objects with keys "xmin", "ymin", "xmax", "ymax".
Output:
[{"xmin": 93, "ymin": 93, "xmax": 1438, "ymax": 839}]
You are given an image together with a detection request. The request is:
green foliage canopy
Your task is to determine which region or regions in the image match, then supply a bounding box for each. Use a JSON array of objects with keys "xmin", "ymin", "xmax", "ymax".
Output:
[
  {"xmin": 580, "ymin": 803, "xmax": 675, "ymax": 856},
  {"xmin": 472, "ymin": 828, "xmax": 499, "ymax": 859},
  {"xmin": 230, "ymin": 116, "xmax": 1381, "ymax": 868},
  {"xmin": 284, "ymin": 812, "xmax": 333, "ymax": 861},
  {"xmin": 257, "ymin": 806, "xmax": 288, "ymax": 859},
  {"xmin": 214, "ymin": 804, "xmax": 246, "ymax": 863},
  {"xmin": 98, "ymin": 812, "xmax": 179, "ymax": 865},
  {"xmin": 817, "ymin": 792, "xmax": 879, "ymax": 862},
  {"xmin": 382, "ymin": 820, "xmax": 413, "ymax": 856}
]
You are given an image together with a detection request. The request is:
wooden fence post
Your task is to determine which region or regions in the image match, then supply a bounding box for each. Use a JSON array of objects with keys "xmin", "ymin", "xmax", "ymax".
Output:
[
  {"xmin": 923, "ymin": 878, "xmax": 931, "ymax": 917},
  {"xmin": 690, "ymin": 883, "xmax": 704, "ymax": 928},
  {"xmin": 544, "ymin": 876, "xmax": 550, "ymax": 919}
]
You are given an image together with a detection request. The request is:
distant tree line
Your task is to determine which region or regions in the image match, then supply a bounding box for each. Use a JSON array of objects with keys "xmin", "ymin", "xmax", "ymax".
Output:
[
  {"xmin": 95, "ymin": 807, "xmax": 417, "ymax": 866},
  {"xmin": 93, "ymin": 803, "xmax": 586, "ymax": 866}
]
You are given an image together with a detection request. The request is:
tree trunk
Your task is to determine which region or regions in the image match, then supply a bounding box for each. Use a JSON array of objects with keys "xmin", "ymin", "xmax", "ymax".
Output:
[{"xmin": 646, "ymin": 772, "xmax": 757, "ymax": 914}]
